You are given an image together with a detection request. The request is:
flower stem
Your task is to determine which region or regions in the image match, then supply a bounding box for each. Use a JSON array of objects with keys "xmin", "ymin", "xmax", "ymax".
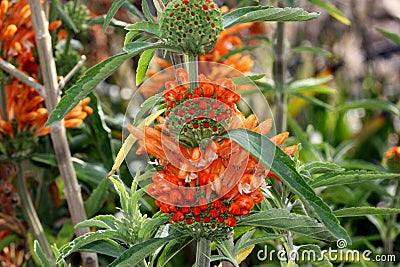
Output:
[
  {"xmin": 273, "ymin": 21, "xmax": 287, "ymax": 133},
  {"xmin": 196, "ymin": 237, "xmax": 211, "ymax": 267},
  {"xmin": 186, "ymin": 54, "xmax": 198, "ymax": 92},
  {"xmin": 384, "ymin": 180, "xmax": 400, "ymax": 267},
  {"xmin": 15, "ymin": 161, "xmax": 54, "ymax": 264}
]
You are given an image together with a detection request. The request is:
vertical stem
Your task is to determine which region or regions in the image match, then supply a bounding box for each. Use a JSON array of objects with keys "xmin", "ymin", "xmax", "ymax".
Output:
[
  {"xmin": 281, "ymin": 184, "xmax": 294, "ymax": 263},
  {"xmin": 384, "ymin": 180, "xmax": 399, "ymax": 267},
  {"xmin": 64, "ymin": 34, "xmax": 72, "ymax": 55},
  {"xmin": 186, "ymin": 54, "xmax": 198, "ymax": 91},
  {"xmin": 196, "ymin": 237, "xmax": 211, "ymax": 267},
  {"xmin": 273, "ymin": 21, "xmax": 287, "ymax": 133},
  {"xmin": 0, "ymin": 73, "xmax": 7, "ymax": 121},
  {"xmin": 171, "ymin": 52, "xmax": 185, "ymax": 69},
  {"xmin": 27, "ymin": 1, "xmax": 98, "ymax": 266},
  {"xmin": 15, "ymin": 162, "xmax": 54, "ymax": 263}
]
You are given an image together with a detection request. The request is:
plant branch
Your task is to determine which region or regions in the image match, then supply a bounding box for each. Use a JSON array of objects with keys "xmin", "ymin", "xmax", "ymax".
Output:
[
  {"xmin": 57, "ymin": 55, "xmax": 86, "ymax": 91},
  {"xmin": 15, "ymin": 161, "xmax": 54, "ymax": 264},
  {"xmin": 273, "ymin": 21, "xmax": 287, "ymax": 133},
  {"xmin": 27, "ymin": 1, "xmax": 98, "ymax": 266},
  {"xmin": 0, "ymin": 58, "xmax": 46, "ymax": 98}
]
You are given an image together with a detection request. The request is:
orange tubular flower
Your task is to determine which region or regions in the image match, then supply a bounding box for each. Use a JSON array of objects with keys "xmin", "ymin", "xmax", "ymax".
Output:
[
  {"xmin": 0, "ymin": 80, "xmax": 93, "ymax": 156},
  {"xmin": 0, "ymin": 0, "xmax": 93, "ymax": 158},
  {"xmin": 129, "ymin": 68, "xmax": 297, "ymax": 239},
  {"xmin": 199, "ymin": 22, "xmax": 255, "ymax": 74}
]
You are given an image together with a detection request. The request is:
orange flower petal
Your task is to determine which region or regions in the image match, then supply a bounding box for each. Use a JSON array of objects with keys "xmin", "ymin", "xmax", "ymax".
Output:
[
  {"xmin": 48, "ymin": 20, "xmax": 62, "ymax": 31},
  {"xmin": 270, "ymin": 132, "xmax": 289, "ymax": 146}
]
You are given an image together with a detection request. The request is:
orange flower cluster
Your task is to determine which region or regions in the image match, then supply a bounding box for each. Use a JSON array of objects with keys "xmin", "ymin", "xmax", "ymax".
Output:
[
  {"xmin": 0, "ymin": 80, "xmax": 93, "ymax": 140},
  {"xmin": 0, "ymin": 0, "xmax": 92, "ymax": 156},
  {"xmin": 198, "ymin": 23, "xmax": 255, "ymax": 74},
  {"xmin": 384, "ymin": 146, "xmax": 400, "ymax": 160},
  {"xmin": 130, "ymin": 69, "xmax": 297, "ymax": 238},
  {"xmin": 1, "ymin": 0, "xmax": 37, "ymax": 72},
  {"xmin": 383, "ymin": 146, "xmax": 400, "ymax": 173}
]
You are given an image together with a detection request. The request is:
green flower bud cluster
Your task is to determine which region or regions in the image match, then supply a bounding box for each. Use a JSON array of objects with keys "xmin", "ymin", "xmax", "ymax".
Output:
[
  {"xmin": 63, "ymin": 2, "xmax": 90, "ymax": 32},
  {"xmin": 159, "ymin": 0, "xmax": 223, "ymax": 55}
]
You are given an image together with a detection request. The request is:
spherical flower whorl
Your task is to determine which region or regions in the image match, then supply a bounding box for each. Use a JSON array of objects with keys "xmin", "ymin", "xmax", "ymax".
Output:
[{"xmin": 159, "ymin": 0, "xmax": 223, "ymax": 55}]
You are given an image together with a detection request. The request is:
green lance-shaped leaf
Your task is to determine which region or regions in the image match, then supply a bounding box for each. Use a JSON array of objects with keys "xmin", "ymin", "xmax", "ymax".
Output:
[
  {"xmin": 223, "ymin": 6, "xmax": 320, "ymax": 29},
  {"xmin": 310, "ymin": 170, "xmax": 400, "ymax": 188},
  {"xmin": 297, "ymin": 244, "xmax": 333, "ymax": 267},
  {"xmin": 76, "ymin": 214, "xmax": 118, "ymax": 230},
  {"xmin": 334, "ymin": 207, "xmax": 400, "ymax": 217},
  {"xmin": 307, "ymin": 0, "xmax": 351, "ymax": 25},
  {"xmin": 33, "ymin": 241, "xmax": 52, "ymax": 267},
  {"xmin": 139, "ymin": 216, "xmax": 168, "ymax": 240},
  {"xmin": 142, "ymin": 0, "xmax": 156, "ymax": 23},
  {"xmin": 136, "ymin": 48, "xmax": 156, "ymax": 85},
  {"xmin": 335, "ymin": 99, "xmax": 400, "ymax": 115},
  {"xmin": 86, "ymin": 92, "xmax": 114, "ymax": 169},
  {"xmin": 125, "ymin": 21, "xmax": 161, "ymax": 37},
  {"xmin": 55, "ymin": 220, "xmax": 74, "ymax": 247},
  {"xmin": 292, "ymin": 92, "xmax": 333, "ymax": 109},
  {"xmin": 133, "ymin": 92, "xmax": 164, "ymax": 126},
  {"xmin": 286, "ymin": 76, "xmax": 335, "ymax": 94},
  {"xmin": 231, "ymin": 74, "xmax": 266, "ymax": 85},
  {"xmin": 57, "ymin": 230, "xmax": 124, "ymax": 263},
  {"xmin": 46, "ymin": 42, "xmax": 170, "ymax": 126},
  {"xmin": 233, "ymin": 229, "xmax": 283, "ymax": 256},
  {"xmin": 107, "ymin": 235, "xmax": 181, "ymax": 267},
  {"xmin": 301, "ymin": 162, "xmax": 344, "ymax": 175},
  {"xmin": 88, "ymin": 15, "xmax": 128, "ymax": 29},
  {"xmin": 156, "ymin": 236, "xmax": 194, "ymax": 267},
  {"xmin": 77, "ymin": 240, "xmax": 126, "ymax": 258},
  {"xmin": 31, "ymin": 154, "xmax": 108, "ymax": 187},
  {"xmin": 238, "ymin": 209, "xmax": 337, "ymax": 242},
  {"xmin": 376, "ymin": 27, "xmax": 400, "ymax": 45},
  {"xmin": 103, "ymin": 0, "xmax": 144, "ymax": 32},
  {"xmin": 103, "ymin": 0, "xmax": 125, "ymax": 32},
  {"xmin": 223, "ymin": 128, "xmax": 350, "ymax": 243},
  {"xmin": 84, "ymin": 177, "xmax": 110, "ymax": 218},
  {"xmin": 108, "ymin": 175, "xmax": 129, "ymax": 212}
]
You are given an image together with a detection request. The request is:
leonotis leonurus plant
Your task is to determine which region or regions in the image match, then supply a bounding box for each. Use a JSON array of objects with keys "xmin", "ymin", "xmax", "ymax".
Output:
[
  {"xmin": 129, "ymin": 0, "xmax": 298, "ymax": 240},
  {"xmin": 129, "ymin": 68, "xmax": 297, "ymax": 239}
]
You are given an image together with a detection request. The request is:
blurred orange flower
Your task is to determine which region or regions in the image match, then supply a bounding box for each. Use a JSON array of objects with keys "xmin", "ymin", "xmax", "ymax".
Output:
[
  {"xmin": 0, "ymin": 0, "xmax": 92, "ymax": 157},
  {"xmin": 383, "ymin": 146, "xmax": 400, "ymax": 173},
  {"xmin": 0, "ymin": 80, "xmax": 93, "ymax": 139}
]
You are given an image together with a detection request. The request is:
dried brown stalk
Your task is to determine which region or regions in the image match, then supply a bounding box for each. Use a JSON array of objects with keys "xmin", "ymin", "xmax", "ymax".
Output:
[
  {"xmin": 0, "ymin": 58, "xmax": 46, "ymax": 98},
  {"xmin": 27, "ymin": 1, "xmax": 98, "ymax": 266}
]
